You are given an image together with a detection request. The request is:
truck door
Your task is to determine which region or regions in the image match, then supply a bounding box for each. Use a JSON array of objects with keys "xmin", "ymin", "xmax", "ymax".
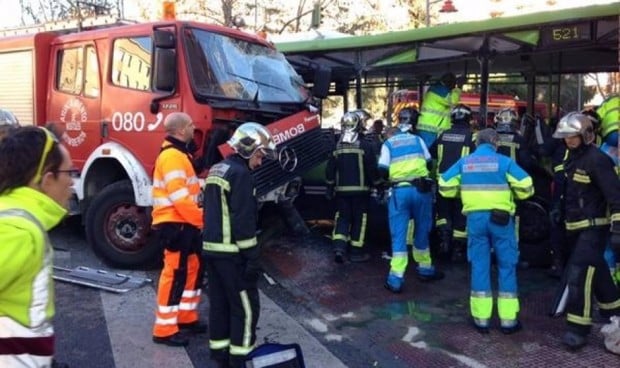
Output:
[
  {"xmin": 48, "ymin": 43, "xmax": 102, "ymax": 168},
  {"xmin": 101, "ymin": 35, "xmax": 174, "ymax": 174}
]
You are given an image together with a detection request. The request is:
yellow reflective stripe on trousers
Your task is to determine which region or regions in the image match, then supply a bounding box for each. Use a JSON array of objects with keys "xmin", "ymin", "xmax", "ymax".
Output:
[
  {"xmin": 209, "ymin": 338, "xmax": 231, "ymax": 350},
  {"xmin": 350, "ymin": 213, "xmax": 367, "ymax": 247},
  {"xmin": 389, "ymin": 252, "xmax": 408, "ymax": 277},
  {"xmin": 412, "ymin": 248, "xmax": 431, "ymax": 267},
  {"xmin": 497, "ymin": 293, "xmax": 520, "ymax": 323},
  {"xmin": 229, "ymin": 290, "xmax": 255, "ymax": 356},
  {"xmin": 470, "ymin": 292, "xmax": 493, "ymax": 320},
  {"xmin": 598, "ymin": 298, "xmax": 620, "ymax": 310}
]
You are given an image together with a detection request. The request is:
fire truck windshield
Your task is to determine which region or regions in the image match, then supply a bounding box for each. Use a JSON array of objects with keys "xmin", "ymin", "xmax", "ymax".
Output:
[{"xmin": 186, "ymin": 28, "xmax": 309, "ymax": 103}]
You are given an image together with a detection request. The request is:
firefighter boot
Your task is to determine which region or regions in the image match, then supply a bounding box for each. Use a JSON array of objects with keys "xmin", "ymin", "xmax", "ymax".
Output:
[{"xmin": 562, "ymin": 331, "xmax": 587, "ymax": 351}]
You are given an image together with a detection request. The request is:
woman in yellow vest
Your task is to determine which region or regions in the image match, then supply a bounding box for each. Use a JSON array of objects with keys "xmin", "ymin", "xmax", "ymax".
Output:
[{"xmin": 0, "ymin": 126, "xmax": 74, "ymax": 367}]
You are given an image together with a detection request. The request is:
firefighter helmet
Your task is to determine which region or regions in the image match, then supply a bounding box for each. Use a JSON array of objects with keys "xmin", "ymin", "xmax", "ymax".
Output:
[
  {"xmin": 397, "ymin": 107, "xmax": 419, "ymax": 132},
  {"xmin": 227, "ymin": 122, "xmax": 276, "ymax": 159},
  {"xmin": 340, "ymin": 111, "xmax": 362, "ymax": 143},
  {"xmin": 495, "ymin": 108, "xmax": 518, "ymax": 133},
  {"xmin": 351, "ymin": 109, "xmax": 372, "ymax": 125},
  {"xmin": 552, "ymin": 112, "xmax": 595, "ymax": 145},
  {"xmin": 450, "ymin": 104, "xmax": 472, "ymax": 125},
  {"xmin": 0, "ymin": 109, "xmax": 18, "ymax": 126}
]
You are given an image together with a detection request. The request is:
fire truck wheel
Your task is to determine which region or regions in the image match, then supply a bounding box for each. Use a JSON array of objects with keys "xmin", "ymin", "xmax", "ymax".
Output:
[{"xmin": 85, "ymin": 180, "xmax": 159, "ymax": 269}]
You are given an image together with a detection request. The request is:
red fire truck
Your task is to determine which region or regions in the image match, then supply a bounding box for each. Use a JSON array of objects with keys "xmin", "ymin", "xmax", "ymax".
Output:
[
  {"xmin": 388, "ymin": 89, "xmax": 548, "ymax": 126},
  {"xmin": 0, "ymin": 16, "xmax": 331, "ymax": 267}
]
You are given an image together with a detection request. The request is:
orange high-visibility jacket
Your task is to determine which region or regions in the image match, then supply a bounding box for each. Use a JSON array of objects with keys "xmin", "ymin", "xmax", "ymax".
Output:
[{"xmin": 151, "ymin": 137, "xmax": 203, "ymax": 229}]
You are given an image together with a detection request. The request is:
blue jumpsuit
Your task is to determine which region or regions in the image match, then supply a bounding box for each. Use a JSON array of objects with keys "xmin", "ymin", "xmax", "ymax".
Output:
[
  {"xmin": 439, "ymin": 143, "xmax": 534, "ymax": 329},
  {"xmin": 378, "ymin": 131, "xmax": 436, "ymax": 290}
]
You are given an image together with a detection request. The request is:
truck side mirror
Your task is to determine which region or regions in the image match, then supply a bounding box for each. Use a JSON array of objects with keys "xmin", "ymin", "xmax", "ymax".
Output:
[
  {"xmin": 154, "ymin": 29, "xmax": 175, "ymax": 49},
  {"xmin": 153, "ymin": 48, "xmax": 176, "ymax": 92},
  {"xmin": 312, "ymin": 66, "xmax": 331, "ymax": 99}
]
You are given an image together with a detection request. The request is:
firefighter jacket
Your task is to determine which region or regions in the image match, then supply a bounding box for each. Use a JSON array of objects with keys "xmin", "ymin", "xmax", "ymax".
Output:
[
  {"xmin": 562, "ymin": 144, "xmax": 620, "ymax": 232},
  {"xmin": 378, "ymin": 131, "xmax": 431, "ymax": 183},
  {"xmin": 439, "ymin": 143, "xmax": 534, "ymax": 214},
  {"xmin": 151, "ymin": 136, "xmax": 203, "ymax": 229},
  {"xmin": 417, "ymin": 84, "xmax": 462, "ymax": 136},
  {"xmin": 202, "ymin": 154, "xmax": 258, "ymax": 256},
  {"xmin": 325, "ymin": 138, "xmax": 378, "ymax": 195},
  {"xmin": 430, "ymin": 125, "xmax": 476, "ymax": 175},
  {"xmin": 597, "ymin": 95, "xmax": 620, "ymax": 140},
  {"xmin": 496, "ymin": 132, "xmax": 537, "ymax": 173},
  {"xmin": 0, "ymin": 187, "xmax": 67, "ymax": 367}
]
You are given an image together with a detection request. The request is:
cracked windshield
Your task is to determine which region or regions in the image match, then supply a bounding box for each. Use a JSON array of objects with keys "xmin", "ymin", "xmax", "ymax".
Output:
[{"xmin": 187, "ymin": 28, "xmax": 308, "ymax": 103}]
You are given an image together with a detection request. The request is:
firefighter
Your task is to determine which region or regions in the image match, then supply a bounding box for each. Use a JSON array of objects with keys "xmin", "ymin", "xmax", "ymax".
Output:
[
  {"xmin": 439, "ymin": 128, "xmax": 534, "ymax": 334},
  {"xmin": 417, "ymin": 72, "xmax": 465, "ymax": 148},
  {"xmin": 0, "ymin": 108, "xmax": 19, "ymax": 140},
  {"xmin": 380, "ymin": 108, "xmax": 444, "ymax": 294},
  {"xmin": 203, "ymin": 122, "xmax": 276, "ymax": 368},
  {"xmin": 0, "ymin": 127, "xmax": 73, "ymax": 368},
  {"xmin": 326, "ymin": 111, "xmax": 379, "ymax": 263},
  {"xmin": 494, "ymin": 108, "xmax": 537, "ymax": 172},
  {"xmin": 151, "ymin": 112, "xmax": 205, "ymax": 347},
  {"xmin": 430, "ymin": 104, "xmax": 476, "ymax": 262},
  {"xmin": 596, "ymin": 94, "xmax": 620, "ymax": 148},
  {"xmin": 551, "ymin": 112, "xmax": 620, "ymax": 350}
]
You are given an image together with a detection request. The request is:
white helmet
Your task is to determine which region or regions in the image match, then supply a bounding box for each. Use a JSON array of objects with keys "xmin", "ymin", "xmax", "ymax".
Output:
[
  {"xmin": 0, "ymin": 109, "xmax": 18, "ymax": 126},
  {"xmin": 340, "ymin": 111, "xmax": 362, "ymax": 143},
  {"xmin": 227, "ymin": 122, "xmax": 276, "ymax": 159},
  {"xmin": 552, "ymin": 112, "xmax": 594, "ymax": 145},
  {"xmin": 495, "ymin": 108, "xmax": 518, "ymax": 133}
]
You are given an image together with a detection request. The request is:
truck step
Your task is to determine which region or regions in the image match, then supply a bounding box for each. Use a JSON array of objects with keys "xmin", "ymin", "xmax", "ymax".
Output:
[{"xmin": 52, "ymin": 266, "xmax": 152, "ymax": 293}]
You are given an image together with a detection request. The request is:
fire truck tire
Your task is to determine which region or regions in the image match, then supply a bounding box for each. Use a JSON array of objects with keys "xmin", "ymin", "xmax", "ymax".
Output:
[{"xmin": 85, "ymin": 180, "xmax": 159, "ymax": 269}]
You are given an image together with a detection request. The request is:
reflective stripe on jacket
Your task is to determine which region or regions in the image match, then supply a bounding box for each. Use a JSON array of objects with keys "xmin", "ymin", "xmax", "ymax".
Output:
[
  {"xmin": 417, "ymin": 85, "xmax": 461, "ymax": 135},
  {"xmin": 325, "ymin": 139, "xmax": 378, "ymax": 194},
  {"xmin": 378, "ymin": 131, "xmax": 430, "ymax": 182},
  {"xmin": 598, "ymin": 95, "xmax": 620, "ymax": 139},
  {"xmin": 203, "ymin": 155, "xmax": 258, "ymax": 255},
  {"xmin": 563, "ymin": 144, "xmax": 620, "ymax": 231},
  {"xmin": 0, "ymin": 187, "xmax": 66, "ymax": 366},
  {"xmin": 152, "ymin": 136, "xmax": 203, "ymax": 229},
  {"xmin": 439, "ymin": 143, "xmax": 534, "ymax": 214}
]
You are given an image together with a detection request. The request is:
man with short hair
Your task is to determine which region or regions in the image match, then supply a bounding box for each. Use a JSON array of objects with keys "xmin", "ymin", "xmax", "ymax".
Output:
[
  {"xmin": 439, "ymin": 128, "xmax": 534, "ymax": 334},
  {"xmin": 151, "ymin": 112, "xmax": 206, "ymax": 347}
]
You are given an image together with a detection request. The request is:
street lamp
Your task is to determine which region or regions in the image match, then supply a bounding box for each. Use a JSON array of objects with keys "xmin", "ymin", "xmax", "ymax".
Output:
[{"xmin": 426, "ymin": 0, "xmax": 458, "ymax": 27}]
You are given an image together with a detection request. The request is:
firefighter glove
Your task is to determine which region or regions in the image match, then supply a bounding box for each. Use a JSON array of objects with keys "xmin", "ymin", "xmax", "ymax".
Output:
[
  {"xmin": 243, "ymin": 258, "xmax": 262, "ymax": 283},
  {"xmin": 549, "ymin": 206, "xmax": 562, "ymax": 226}
]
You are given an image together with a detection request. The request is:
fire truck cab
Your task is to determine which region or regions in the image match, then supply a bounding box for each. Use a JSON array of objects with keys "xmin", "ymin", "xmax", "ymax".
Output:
[{"xmin": 0, "ymin": 16, "xmax": 331, "ymax": 267}]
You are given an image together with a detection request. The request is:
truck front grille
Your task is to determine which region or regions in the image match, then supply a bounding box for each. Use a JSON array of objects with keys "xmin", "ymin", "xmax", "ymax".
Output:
[{"xmin": 253, "ymin": 127, "xmax": 333, "ymax": 197}]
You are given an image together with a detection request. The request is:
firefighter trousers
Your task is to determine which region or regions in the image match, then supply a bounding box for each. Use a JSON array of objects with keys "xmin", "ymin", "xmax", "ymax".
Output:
[
  {"xmin": 436, "ymin": 195, "xmax": 467, "ymax": 244},
  {"xmin": 153, "ymin": 224, "xmax": 203, "ymax": 338},
  {"xmin": 332, "ymin": 195, "xmax": 369, "ymax": 253},
  {"xmin": 207, "ymin": 256, "xmax": 260, "ymax": 366},
  {"xmin": 565, "ymin": 228, "xmax": 620, "ymax": 336}
]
